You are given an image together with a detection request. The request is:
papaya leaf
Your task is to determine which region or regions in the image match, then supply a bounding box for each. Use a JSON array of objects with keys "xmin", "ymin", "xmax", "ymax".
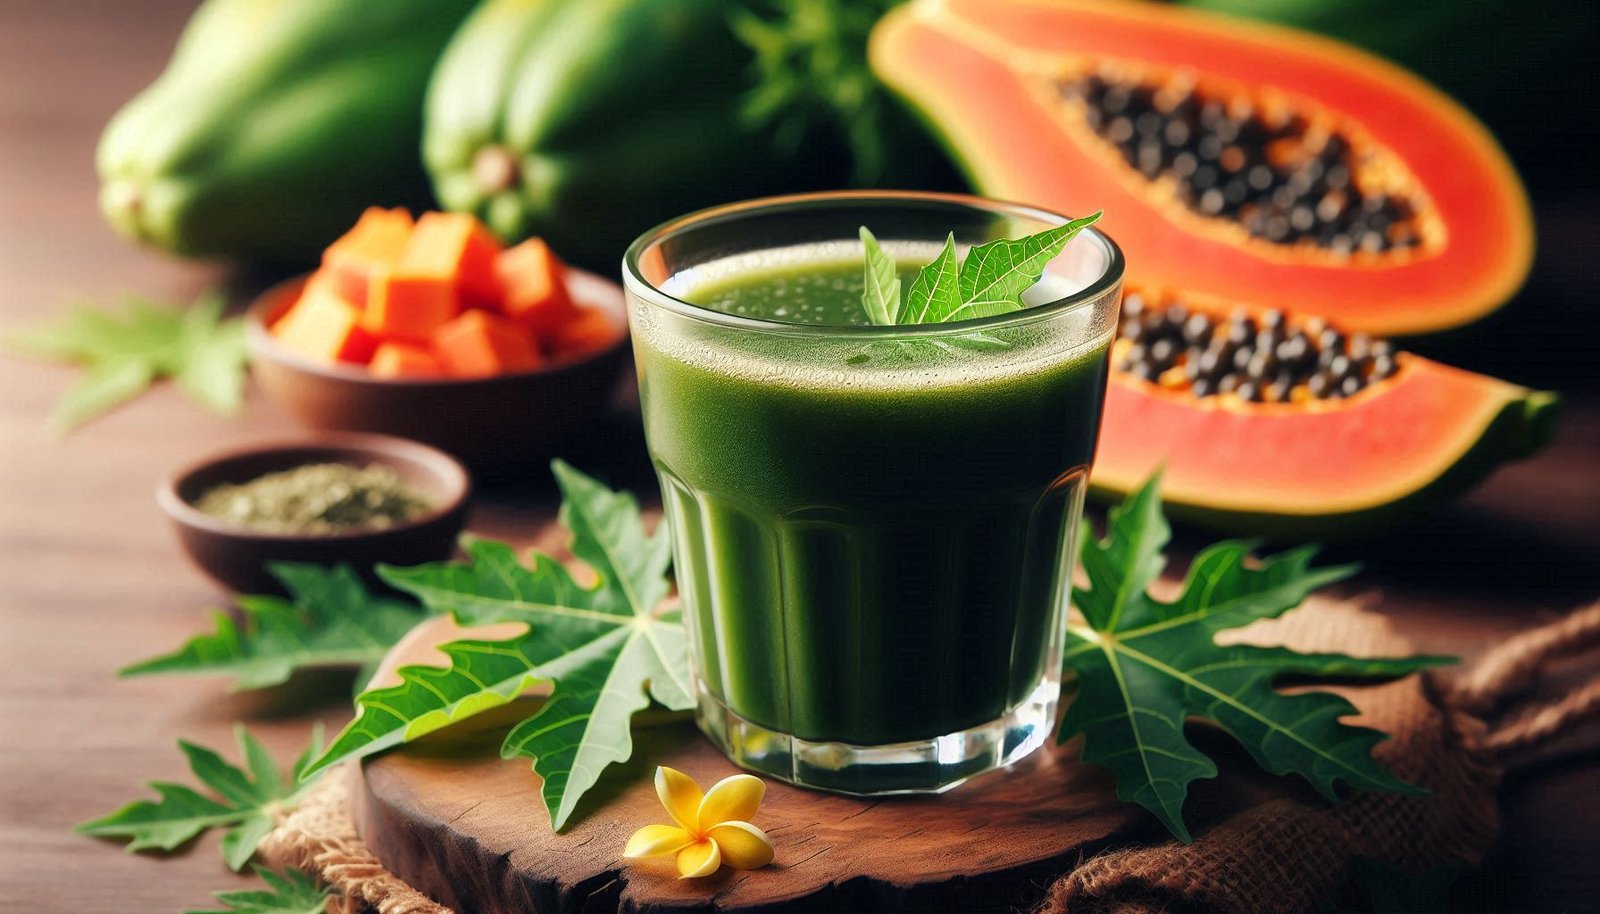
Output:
[
  {"xmin": 77, "ymin": 725, "xmax": 324, "ymax": 871},
  {"xmin": 952, "ymin": 212, "xmax": 1102, "ymax": 321},
  {"xmin": 856, "ymin": 212, "xmax": 1102, "ymax": 326},
  {"xmin": 186, "ymin": 867, "xmax": 329, "ymax": 914},
  {"xmin": 1060, "ymin": 475, "xmax": 1454, "ymax": 843},
  {"xmin": 120, "ymin": 564, "xmax": 431, "ymax": 692},
  {"xmin": 49, "ymin": 359, "xmax": 155, "ymax": 434},
  {"xmin": 174, "ymin": 297, "xmax": 249, "ymax": 416},
  {"xmin": 900, "ymin": 232, "xmax": 962, "ymax": 324},
  {"xmin": 303, "ymin": 461, "xmax": 693, "ymax": 831},
  {"xmin": 858, "ymin": 226, "xmax": 901, "ymax": 325},
  {"xmin": 2, "ymin": 290, "xmax": 246, "ymax": 433}
]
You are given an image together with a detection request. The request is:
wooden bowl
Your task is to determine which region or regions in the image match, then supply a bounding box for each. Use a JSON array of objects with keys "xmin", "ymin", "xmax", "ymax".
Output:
[
  {"xmin": 158, "ymin": 433, "xmax": 471, "ymax": 595},
  {"xmin": 246, "ymin": 269, "xmax": 630, "ymax": 476}
]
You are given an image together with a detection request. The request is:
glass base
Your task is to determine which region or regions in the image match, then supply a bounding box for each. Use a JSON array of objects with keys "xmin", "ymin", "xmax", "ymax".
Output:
[{"xmin": 694, "ymin": 679, "xmax": 1059, "ymax": 795}]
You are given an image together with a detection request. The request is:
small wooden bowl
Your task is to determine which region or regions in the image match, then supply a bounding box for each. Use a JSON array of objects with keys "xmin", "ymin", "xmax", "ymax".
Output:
[
  {"xmin": 246, "ymin": 270, "xmax": 630, "ymax": 476},
  {"xmin": 158, "ymin": 433, "xmax": 471, "ymax": 595}
]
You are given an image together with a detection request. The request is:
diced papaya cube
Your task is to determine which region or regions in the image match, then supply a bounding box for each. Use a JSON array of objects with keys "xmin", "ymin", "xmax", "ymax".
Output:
[
  {"xmin": 550, "ymin": 306, "xmax": 623, "ymax": 358},
  {"xmin": 404, "ymin": 211, "xmax": 503, "ymax": 308},
  {"xmin": 369, "ymin": 342, "xmax": 446, "ymax": 379},
  {"xmin": 322, "ymin": 207, "xmax": 413, "ymax": 304},
  {"xmin": 272, "ymin": 285, "xmax": 377, "ymax": 365},
  {"xmin": 432, "ymin": 310, "xmax": 542, "ymax": 377},
  {"xmin": 363, "ymin": 268, "xmax": 456, "ymax": 342},
  {"xmin": 494, "ymin": 238, "xmax": 574, "ymax": 335}
]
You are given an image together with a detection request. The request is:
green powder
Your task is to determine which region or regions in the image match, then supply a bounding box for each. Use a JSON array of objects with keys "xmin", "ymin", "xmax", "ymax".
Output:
[{"xmin": 195, "ymin": 463, "xmax": 433, "ymax": 534}]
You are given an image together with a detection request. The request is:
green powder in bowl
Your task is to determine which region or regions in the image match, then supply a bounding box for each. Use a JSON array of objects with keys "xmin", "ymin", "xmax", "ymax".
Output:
[{"xmin": 193, "ymin": 462, "xmax": 433, "ymax": 535}]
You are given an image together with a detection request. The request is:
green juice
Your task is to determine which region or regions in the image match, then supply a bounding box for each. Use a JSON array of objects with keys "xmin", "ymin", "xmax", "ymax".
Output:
[{"xmin": 634, "ymin": 255, "xmax": 1112, "ymax": 752}]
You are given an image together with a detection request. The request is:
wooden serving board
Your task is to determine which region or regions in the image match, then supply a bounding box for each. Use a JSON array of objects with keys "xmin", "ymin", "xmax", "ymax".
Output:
[
  {"xmin": 348, "ymin": 607, "xmax": 1376, "ymax": 913},
  {"xmin": 354, "ymin": 708, "xmax": 1149, "ymax": 914}
]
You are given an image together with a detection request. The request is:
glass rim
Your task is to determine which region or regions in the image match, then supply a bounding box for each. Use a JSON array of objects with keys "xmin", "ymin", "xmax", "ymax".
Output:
[{"xmin": 621, "ymin": 190, "xmax": 1125, "ymax": 338}]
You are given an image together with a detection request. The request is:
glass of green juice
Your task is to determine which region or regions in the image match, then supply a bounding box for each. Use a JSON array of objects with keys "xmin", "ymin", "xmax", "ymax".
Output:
[{"xmin": 623, "ymin": 191, "xmax": 1123, "ymax": 794}]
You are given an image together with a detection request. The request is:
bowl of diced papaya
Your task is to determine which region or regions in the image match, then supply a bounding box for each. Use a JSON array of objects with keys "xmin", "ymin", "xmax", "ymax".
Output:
[{"xmin": 248, "ymin": 208, "xmax": 630, "ymax": 474}]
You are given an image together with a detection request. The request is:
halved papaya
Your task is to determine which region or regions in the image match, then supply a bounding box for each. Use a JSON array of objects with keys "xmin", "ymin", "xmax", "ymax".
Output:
[
  {"xmin": 1092, "ymin": 289, "xmax": 1557, "ymax": 536},
  {"xmin": 870, "ymin": 0, "xmax": 1534, "ymax": 336}
]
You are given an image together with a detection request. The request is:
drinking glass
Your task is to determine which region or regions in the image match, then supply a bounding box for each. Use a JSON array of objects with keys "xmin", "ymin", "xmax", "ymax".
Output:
[{"xmin": 623, "ymin": 191, "xmax": 1123, "ymax": 793}]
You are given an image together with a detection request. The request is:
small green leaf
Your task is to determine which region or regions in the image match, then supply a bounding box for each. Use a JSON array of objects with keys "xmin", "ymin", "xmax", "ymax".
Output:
[
  {"xmin": 5, "ymin": 290, "xmax": 248, "ymax": 434},
  {"xmin": 304, "ymin": 461, "xmax": 693, "ymax": 831},
  {"xmin": 174, "ymin": 293, "xmax": 248, "ymax": 416},
  {"xmin": 186, "ymin": 867, "xmax": 329, "ymax": 914},
  {"xmin": 901, "ymin": 232, "xmax": 962, "ymax": 324},
  {"xmin": 858, "ymin": 226, "xmax": 901, "ymax": 325},
  {"xmin": 77, "ymin": 727, "xmax": 324, "ymax": 871},
  {"xmin": 1060, "ymin": 474, "xmax": 1453, "ymax": 842},
  {"xmin": 856, "ymin": 212, "xmax": 1101, "ymax": 326},
  {"xmin": 220, "ymin": 815, "xmax": 279, "ymax": 874},
  {"xmin": 48, "ymin": 359, "xmax": 155, "ymax": 433},
  {"xmin": 955, "ymin": 212, "xmax": 1102, "ymax": 321},
  {"xmin": 120, "ymin": 564, "xmax": 431, "ymax": 692},
  {"xmin": 74, "ymin": 782, "xmax": 237, "ymax": 853}
]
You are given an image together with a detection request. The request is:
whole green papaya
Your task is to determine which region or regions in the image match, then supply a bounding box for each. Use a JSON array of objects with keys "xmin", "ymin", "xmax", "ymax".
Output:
[
  {"xmin": 424, "ymin": 0, "xmax": 884, "ymax": 270},
  {"xmin": 98, "ymin": 0, "xmax": 478, "ymax": 263}
]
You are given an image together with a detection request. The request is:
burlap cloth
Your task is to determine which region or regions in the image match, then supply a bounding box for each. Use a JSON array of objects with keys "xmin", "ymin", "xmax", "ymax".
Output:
[{"xmin": 259, "ymin": 601, "xmax": 1600, "ymax": 914}]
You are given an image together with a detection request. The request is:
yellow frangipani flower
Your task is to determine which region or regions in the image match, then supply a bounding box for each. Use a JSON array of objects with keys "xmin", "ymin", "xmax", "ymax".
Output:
[{"xmin": 623, "ymin": 766, "xmax": 775, "ymax": 879}]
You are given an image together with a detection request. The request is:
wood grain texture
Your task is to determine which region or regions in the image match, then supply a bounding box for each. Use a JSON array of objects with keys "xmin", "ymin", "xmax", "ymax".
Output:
[
  {"xmin": 354, "ymin": 708, "xmax": 1143, "ymax": 914},
  {"xmin": 0, "ymin": 2, "xmax": 1596, "ymax": 913}
]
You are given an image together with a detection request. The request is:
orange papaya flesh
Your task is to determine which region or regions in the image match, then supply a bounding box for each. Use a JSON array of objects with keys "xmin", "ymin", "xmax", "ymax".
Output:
[
  {"xmin": 321, "ymin": 207, "xmax": 414, "ymax": 305},
  {"xmin": 271, "ymin": 284, "xmax": 377, "ymax": 366},
  {"xmin": 369, "ymin": 342, "xmax": 446, "ymax": 380},
  {"xmin": 404, "ymin": 211, "xmax": 503, "ymax": 308},
  {"xmin": 870, "ymin": 0, "xmax": 1533, "ymax": 336},
  {"xmin": 432, "ymin": 309, "xmax": 542, "ymax": 378},
  {"xmin": 363, "ymin": 269, "xmax": 457, "ymax": 343},
  {"xmin": 495, "ymin": 238, "xmax": 574, "ymax": 336},
  {"xmin": 549, "ymin": 305, "xmax": 623, "ymax": 359},
  {"xmin": 1092, "ymin": 288, "xmax": 1558, "ymax": 536}
]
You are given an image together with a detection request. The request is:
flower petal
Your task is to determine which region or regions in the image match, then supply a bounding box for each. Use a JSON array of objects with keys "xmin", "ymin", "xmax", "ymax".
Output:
[
  {"xmin": 655, "ymin": 766, "xmax": 704, "ymax": 833},
  {"xmin": 706, "ymin": 821, "xmax": 774, "ymax": 870},
  {"xmin": 623, "ymin": 824, "xmax": 694, "ymax": 859},
  {"xmin": 696, "ymin": 774, "xmax": 765, "ymax": 832},
  {"xmin": 676, "ymin": 838, "xmax": 722, "ymax": 879}
]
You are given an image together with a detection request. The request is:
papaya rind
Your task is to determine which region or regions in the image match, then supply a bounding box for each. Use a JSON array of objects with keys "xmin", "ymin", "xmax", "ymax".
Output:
[{"xmin": 1089, "ymin": 384, "xmax": 1560, "ymax": 540}]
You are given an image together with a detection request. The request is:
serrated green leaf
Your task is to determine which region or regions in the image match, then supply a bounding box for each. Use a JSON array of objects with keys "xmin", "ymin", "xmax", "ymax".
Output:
[
  {"xmin": 1060, "ymin": 475, "xmax": 1453, "ymax": 842},
  {"xmin": 220, "ymin": 814, "xmax": 279, "ymax": 873},
  {"xmin": 75, "ymin": 782, "xmax": 237, "ymax": 852},
  {"xmin": 901, "ymin": 232, "xmax": 962, "ymax": 324},
  {"xmin": 304, "ymin": 461, "xmax": 692, "ymax": 831},
  {"xmin": 77, "ymin": 727, "xmax": 323, "ymax": 870},
  {"xmin": 174, "ymin": 292, "xmax": 248, "ymax": 416},
  {"xmin": 858, "ymin": 226, "xmax": 901, "ymax": 325},
  {"xmin": 48, "ymin": 359, "xmax": 155, "ymax": 433},
  {"xmin": 953, "ymin": 212, "xmax": 1102, "ymax": 321},
  {"xmin": 858, "ymin": 212, "xmax": 1102, "ymax": 326},
  {"xmin": 301, "ymin": 629, "xmax": 560, "ymax": 777},
  {"xmin": 186, "ymin": 867, "xmax": 329, "ymax": 914},
  {"xmin": 5, "ymin": 291, "xmax": 247, "ymax": 434},
  {"xmin": 120, "ymin": 564, "xmax": 431, "ymax": 692}
]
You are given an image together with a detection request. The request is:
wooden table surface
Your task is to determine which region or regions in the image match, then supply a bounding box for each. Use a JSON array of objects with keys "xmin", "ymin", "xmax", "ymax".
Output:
[{"xmin": 2, "ymin": 3, "xmax": 1597, "ymax": 912}]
